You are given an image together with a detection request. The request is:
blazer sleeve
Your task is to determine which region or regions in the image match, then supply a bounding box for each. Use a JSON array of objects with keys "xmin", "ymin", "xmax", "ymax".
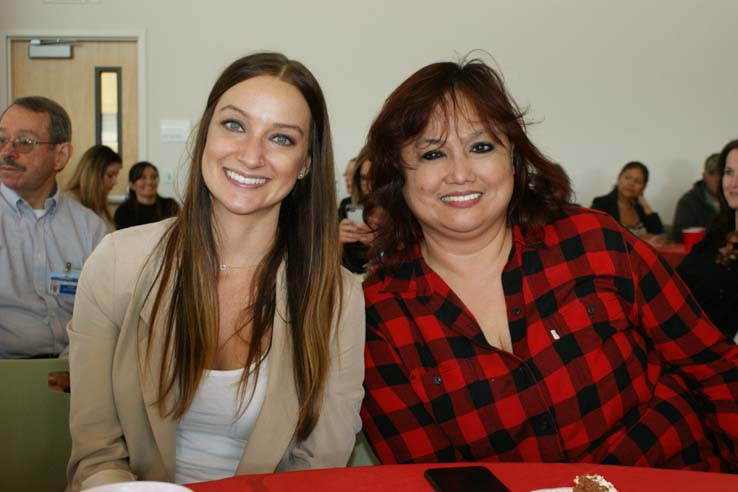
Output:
[
  {"xmin": 590, "ymin": 196, "xmax": 606, "ymax": 212},
  {"xmin": 66, "ymin": 234, "xmax": 137, "ymax": 491},
  {"xmin": 278, "ymin": 271, "xmax": 366, "ymax": 470},
  {"xmin": 590, "ymin": 194, "xmax": 617, "ymax": 219}
]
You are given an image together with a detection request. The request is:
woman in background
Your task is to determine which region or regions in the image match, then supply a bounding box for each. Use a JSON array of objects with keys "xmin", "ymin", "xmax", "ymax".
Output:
[
  {"xmin": 338, "ymin": 145, "xmax": 376, "ymax": 273},
  {"xmin": 591, "ymin": 161, "xmax": 666, "ymax": 247},
  {"xmin": 678, "ymin": 138, "xmax": 738, "ymax": 341},
  {"xmin": 341, "ymin": 156, "xmax": 358, "ymax": 201},
  {"xmin": 114, "ymin": 161, "xmax": 180, "ymax": 229},
  {"xmin": 66, "ymin": 144, "xmax": 121, "ymax": 231},
  {"xmin": 67, "ymin": 52, "xmax": 365, "ymax": 490}
]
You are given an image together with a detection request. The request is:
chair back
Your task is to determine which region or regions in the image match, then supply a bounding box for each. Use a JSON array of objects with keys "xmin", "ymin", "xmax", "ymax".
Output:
[
  {"xmin": 347, "ymin": 431, "xmax": 380, "ymax": 467},
  {"xmin": 0, "ymin": 358, "xmax": 72, "ymax": 492}
]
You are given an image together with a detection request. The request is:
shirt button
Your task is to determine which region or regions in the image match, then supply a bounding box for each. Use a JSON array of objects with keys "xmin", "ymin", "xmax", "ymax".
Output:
[
  {"xmin": 586, "ymin": 305, "xmax": 595, "ymax": 315},
  {"xmin": 433, "ymin": 376, "xmax": 442, "ymax": 385},
  {"xmin": 512, "ymin": 307, "xmax": 521, "ymax": 316}
]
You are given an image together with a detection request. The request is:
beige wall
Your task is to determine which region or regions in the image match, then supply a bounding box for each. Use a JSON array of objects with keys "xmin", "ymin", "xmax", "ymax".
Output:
[{"xmin": 2, "ymin": 0, "xmax": 737, "ymax": 220}]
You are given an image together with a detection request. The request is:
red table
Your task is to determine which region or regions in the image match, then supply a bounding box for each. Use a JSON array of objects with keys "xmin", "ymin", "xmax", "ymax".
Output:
[
  {"xmin": 655, "ymin": 243, "xmax": 689, "ymax": 269},
  {"xmin": 187, "ymin": 462, "xmax": 738, "ymax": 492}
]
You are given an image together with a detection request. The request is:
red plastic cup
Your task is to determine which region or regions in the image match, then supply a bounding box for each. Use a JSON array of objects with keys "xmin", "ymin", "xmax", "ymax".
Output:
[{"xmin": 682, "ymin": 227, "xmax": 706, "ymax": 252}]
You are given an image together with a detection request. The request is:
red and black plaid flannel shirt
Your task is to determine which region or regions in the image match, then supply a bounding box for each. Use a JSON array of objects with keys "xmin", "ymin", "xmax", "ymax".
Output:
[{"xmin": 361, "ymin": 206, "xmax": 738, "ymax": 472}]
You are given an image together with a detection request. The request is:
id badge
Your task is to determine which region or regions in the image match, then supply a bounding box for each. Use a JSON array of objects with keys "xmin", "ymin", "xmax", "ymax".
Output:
[{"xmin": 48, "ymin": 271, "xmax": 80, "ymax": 296}]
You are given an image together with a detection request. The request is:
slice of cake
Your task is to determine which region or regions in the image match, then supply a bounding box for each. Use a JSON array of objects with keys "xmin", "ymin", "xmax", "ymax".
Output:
[{"xmin": 572, "ymin": 474, "xmax": 619, "ymax": 492}]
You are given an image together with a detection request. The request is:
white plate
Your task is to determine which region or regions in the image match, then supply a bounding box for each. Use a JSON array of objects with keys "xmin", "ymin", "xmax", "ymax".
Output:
[
  {"xmin": 86, "ymin": 482, "xmax": 192, "ymax": 492},
  {"xmin": 529, "ymin": 488, "xmax": 573, "ymax": 492}
]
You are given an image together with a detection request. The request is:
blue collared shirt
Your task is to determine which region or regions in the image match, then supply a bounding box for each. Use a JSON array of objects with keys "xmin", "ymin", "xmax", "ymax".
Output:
[{"xmin": 0, "ymin": 183, "xmax": 107, "ymax": 358}]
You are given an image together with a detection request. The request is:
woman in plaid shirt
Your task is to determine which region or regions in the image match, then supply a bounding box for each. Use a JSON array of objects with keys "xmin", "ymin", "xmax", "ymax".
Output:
[{"xmin": 359, "ymin": 56, "xmax": 738, "ymax": 472}]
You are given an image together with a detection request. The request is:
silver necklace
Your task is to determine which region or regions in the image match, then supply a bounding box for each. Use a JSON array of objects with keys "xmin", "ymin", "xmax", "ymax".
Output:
[{"xmin": 219, "ymin": 263, "xmax": 249, "ymax": 271}]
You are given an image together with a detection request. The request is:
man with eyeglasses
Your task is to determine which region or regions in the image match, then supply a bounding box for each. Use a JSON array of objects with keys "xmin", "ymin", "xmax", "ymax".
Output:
[{"xmin": 0, "ymin": 96, "xmax": 107, "ymax": 361}]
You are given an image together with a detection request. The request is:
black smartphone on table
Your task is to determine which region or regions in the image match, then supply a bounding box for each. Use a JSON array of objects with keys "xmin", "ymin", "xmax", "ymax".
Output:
[{"xmin": 424, "ymin": 465, "xmax": 510, "ymax": 492}]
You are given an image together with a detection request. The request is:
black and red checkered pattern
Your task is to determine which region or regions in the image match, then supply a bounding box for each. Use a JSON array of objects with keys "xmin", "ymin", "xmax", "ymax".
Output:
[{"xmin": 361, "ymin": 206, "xmax": 738, "ymax": 472}]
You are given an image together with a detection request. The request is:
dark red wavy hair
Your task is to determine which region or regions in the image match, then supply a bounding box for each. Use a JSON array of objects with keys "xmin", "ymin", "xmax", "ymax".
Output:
[{"xmin": 364, "ymin": 55, "xmax": 571, "ymax": 264}]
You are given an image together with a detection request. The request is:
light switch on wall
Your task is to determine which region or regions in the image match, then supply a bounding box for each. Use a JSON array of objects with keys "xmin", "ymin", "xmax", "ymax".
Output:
[{"xmin": 162, "ymin": 168, "xmax": 174, "ymax": 184}]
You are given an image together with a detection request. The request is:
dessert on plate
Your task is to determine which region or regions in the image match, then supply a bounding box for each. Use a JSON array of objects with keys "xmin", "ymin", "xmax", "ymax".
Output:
[{"xmin": 572, "ymin": 474, "xmax": 619, "ymax": 492}]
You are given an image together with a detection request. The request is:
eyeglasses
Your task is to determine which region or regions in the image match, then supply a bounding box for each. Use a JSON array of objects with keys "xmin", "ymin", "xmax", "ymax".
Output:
[{"xmin": 0, "ymin": 135, "xmax": 58, "ymax": 154}]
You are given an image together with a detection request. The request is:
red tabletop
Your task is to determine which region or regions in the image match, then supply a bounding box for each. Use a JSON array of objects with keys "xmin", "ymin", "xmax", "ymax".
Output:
[
  {"xmin": 186, "ymin": 462, "xmax": 738, "ymax": 492},
  {"xmin": 655, "ymin": 243, "xmax": 689, "ymax": 269}
]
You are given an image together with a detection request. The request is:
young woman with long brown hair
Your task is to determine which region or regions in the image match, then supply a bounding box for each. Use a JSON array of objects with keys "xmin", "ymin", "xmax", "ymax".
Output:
[{"xmin": 67, "ymin": 52, "xmax": 365, "ymax": 489}]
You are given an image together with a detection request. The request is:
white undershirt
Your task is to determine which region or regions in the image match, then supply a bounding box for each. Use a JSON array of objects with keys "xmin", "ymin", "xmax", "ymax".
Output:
[{"xmin": 175, "ymin": 353, "xmax": 270, "ymax": 484}]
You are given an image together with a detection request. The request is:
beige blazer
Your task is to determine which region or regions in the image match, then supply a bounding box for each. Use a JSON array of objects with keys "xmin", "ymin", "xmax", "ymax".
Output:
[{"xmin": 66, "ymin": 220, "xmax": 365, "ymax": 491}]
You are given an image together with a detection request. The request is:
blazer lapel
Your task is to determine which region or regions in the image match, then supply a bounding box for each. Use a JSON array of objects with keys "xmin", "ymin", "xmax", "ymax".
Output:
[
  {"xmin": 137, "ymin": 271, "xmax": 177, "ymax": 481},
  {"xmin": 236, "ymin": 263, "xmax": 299, "ymax": 474}
]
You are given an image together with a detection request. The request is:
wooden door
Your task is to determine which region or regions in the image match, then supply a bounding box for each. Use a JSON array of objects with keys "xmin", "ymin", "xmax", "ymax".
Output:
[{"xmin": 10, "ymin": 39, "xmax": 138, "ymax": 197}]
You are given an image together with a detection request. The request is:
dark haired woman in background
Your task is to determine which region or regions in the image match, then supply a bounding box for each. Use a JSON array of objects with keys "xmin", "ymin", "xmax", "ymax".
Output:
[
  {"xmin": 67, "ymin": 52, "xmax": 365, "ymax": 490},
  {"xmin": 114, "ymin": 161, "xmax": 180, "ymax": 229},
  {"xmin": 338, "ymin": 145, "xmax": 375, "ymax": 273},
  {"xmin": 359, "ymin": 56, "xmax": 738, "ymax": 471},
  {"xmin": 678, "ymin": 138, "xmax": 738, "ymax": 341},
  {"xmin": 591, "ymin": 161, "xmax": 666, "ymax": 247}
]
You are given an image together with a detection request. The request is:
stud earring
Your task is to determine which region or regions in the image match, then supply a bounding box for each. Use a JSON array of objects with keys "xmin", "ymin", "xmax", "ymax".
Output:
[{"xmin": 297, "ymin": 169, "xmax": 307, "ymax": 180}]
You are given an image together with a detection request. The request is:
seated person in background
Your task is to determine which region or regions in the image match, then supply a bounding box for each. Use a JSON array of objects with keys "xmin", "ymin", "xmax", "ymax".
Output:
[
  {"xmin": 339, "ymin": 156, "xmax": 358, "ymax": 208},
  {"xmin": 0, "ymin": 96, "xmax": 107, "ymax": 359},
  {"xmin": 591, "ymin": 161, "xmax": 666, "ymax": 247},
  {"xmin": 671, "ymin": 153, "xmax": 721, "ymax": 242},
  {"xmin": 338, "ymin": 145, "xmax": 376, "ymax": 273},
  {"xmin": 678, "ymin": 139, "xmax": 738, "ymax": 341},
  {"xmin": 66, "ymin": 52, "xmax": 364, "ymax": 490},
  {"xmin": 113, "ymin": 161, "xmax": 180, "ymax": 229},
  {"xmin": 360, "ymin": 56, "xmax": 738, "ymax": 472},
  {"xmin": 66, "ymin": 144, "xmax": 122, "ymax": 231},
  {"xmin": 337, "ymin": 156, "xmax": 358, "ymax": 259}
]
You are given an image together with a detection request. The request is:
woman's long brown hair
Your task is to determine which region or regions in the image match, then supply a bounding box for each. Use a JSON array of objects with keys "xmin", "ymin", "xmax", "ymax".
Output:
[{"xmin": 145, "ymin": 52, "xmax": 341, "ymax": 441}]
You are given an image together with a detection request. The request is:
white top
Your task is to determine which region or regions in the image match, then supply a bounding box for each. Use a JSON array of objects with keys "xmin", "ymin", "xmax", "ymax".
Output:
[{"xmin": 174, "ymin": 352, "xmax": 270, "ymax": 484}]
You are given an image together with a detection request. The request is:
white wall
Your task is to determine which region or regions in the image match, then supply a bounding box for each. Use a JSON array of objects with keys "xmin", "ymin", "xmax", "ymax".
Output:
[{"xmin": 3, "ymin": 0, "xmax": 737, "ymax": 222}]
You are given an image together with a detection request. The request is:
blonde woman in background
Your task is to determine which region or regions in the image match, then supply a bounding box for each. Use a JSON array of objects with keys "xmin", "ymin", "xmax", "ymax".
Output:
[
  {"xmin": 66, "ymin": 144, "xmax": 122, "ymax": 230},
  {"xmin": 66, "ymin": 52, "xmax": 365, "ymax": 490}
]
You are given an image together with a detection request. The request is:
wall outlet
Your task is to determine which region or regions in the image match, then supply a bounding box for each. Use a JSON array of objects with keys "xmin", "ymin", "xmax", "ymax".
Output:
[{"xmin": 163, "ymin": 168, "xmax": 174, "ymax": 184}]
